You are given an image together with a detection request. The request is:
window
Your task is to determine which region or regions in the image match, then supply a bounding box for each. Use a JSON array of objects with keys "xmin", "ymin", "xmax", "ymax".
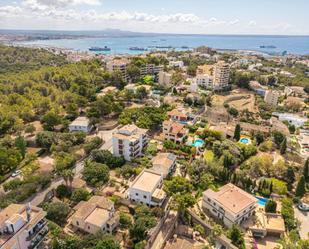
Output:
[
  {"xmin": 135, "ymin": 193, "xmax": 139, "ymax": 196},
  {"xmin": 76, "ymin": 221, "xmax": 79, "ymax": 226},
  {"xmin": 88, "ymin": 226, "xmax": 90, "ymax": 230},
  {"xmin": 143, "ymin": 195, "xmax": 147, "ymax": 199},
  {"xmin": 207, "ymin": 198, "xmax": 211, "ymax": 202}
]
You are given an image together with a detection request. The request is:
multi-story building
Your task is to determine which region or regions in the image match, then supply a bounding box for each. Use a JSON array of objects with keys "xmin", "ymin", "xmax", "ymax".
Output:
[
  {"xmin": 202, "ymin": 183, "xmax": 256, "ymax": 227},
  {"xmin": 69, "ymin": 116, "xmax": 93, "ymax": 133},
  {"xmin": 158, "ymin": 71, "xmax": 172, "ymax": 87},
  {"xmin": 112, "ymin": 124, "xmax": 148, "ymax": 161},
  {"xmin": 213, "ymin": 61, "xmax": 230, "ymax": 90},
  {"xmin": 151, "ymin": 153, "xmax": 177, "ymax": 178},
  {"xmin": 264, "ymin": 90, "xmax": 280, "ymax": 106},
  {"xmin": 0, "ymin": 203, "xmax": 48, "ymax": 249},
  {"xmin": 71, "ymin": 196, "xmax": 119, "ymax": 235},
  {"xmin": 106, "ymin": 59, "xmax": 129, "ymax": 82},
  {"xmin": 140, "ymin": 64, "xmax": 164, "ymax": 81},
  {"xmin": 195, "ymin": 74, "xmax": 213, "ymax": 89},
  {"xmin": 128, "ymin": 169, "xmax": 166, "ymax": 207},
  {"xmin": 162, "ymin": 120, "xmax": 188, "ymax": 144}
]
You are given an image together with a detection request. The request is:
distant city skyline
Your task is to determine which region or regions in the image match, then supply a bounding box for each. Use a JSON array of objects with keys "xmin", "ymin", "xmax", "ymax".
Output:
[{"xmin": 0, "ymin": 0, "xmax": 309, "ymax": 35}]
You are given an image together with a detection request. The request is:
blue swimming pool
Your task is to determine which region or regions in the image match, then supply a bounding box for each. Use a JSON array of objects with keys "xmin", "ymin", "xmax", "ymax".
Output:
[
  {"xmin": 240, "ymin": 137, "xmax": 251, "ymax": 144},
  {"xmin": 192, "ymin": 139, "xmax": 204, "ymax": 147},
  {"xmin": 256, "ymin": 196, "xmax": 268, "ymax": 206}
]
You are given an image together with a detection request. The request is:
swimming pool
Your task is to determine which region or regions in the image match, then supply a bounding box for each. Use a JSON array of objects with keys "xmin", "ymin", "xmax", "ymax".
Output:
[
  {"xmin": 188, "ymin": 139, "xmax": 205, "ymax": 147},
  {"xmin": 240, "ymin": 137, "xmax": 251, "ymax": 144},
  {"xmin": 256, "ymin": 196, "xmax": 268, "ymax": 206}
]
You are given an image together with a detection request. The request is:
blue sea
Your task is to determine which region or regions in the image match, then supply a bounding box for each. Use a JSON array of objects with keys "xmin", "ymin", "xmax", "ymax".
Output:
[{"xmin": 18, "ymin": 34, "xmax": 309, "ymax": 55}]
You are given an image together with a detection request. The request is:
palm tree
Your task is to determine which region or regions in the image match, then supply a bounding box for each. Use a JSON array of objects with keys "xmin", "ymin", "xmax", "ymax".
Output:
[{"xmin": 61, "ymin": 169, "xmax": 74, "ymax": 189}]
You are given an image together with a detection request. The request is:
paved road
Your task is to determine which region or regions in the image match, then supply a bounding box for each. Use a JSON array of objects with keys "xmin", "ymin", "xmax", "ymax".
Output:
[{"xmin": 294, "ymin": 206, "xmax": 309, "ymax": 239}]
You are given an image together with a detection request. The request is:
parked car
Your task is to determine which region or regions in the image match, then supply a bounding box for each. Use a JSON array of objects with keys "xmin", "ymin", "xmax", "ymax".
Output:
[
  {"xmin": 298, "ymin": 203, "xmax": 309, "ymax": 212},
  {"xmin": 11, "ymin": 170, "xmax": 22, "ymax": 177}
]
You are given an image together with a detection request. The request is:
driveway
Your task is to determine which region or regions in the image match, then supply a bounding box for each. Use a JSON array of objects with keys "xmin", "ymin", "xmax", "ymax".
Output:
[{"xmin": 294, "ymin": 206, "xmax": 309, "ymax": 239}]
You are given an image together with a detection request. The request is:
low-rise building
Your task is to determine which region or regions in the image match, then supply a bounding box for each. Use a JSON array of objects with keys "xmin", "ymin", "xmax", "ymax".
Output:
[
  {"xmin": 151, "ymin": 153, "xmax": 177, "ymax": 178},
  {"xmin": 264, "ymin": 90, "xmax": 280, "ymax": 106},
  {"xmin": 249, "ymin": 81, "xmax": 267, "ymax": 96},
  {"xmin": 71, "ymin": 196, "xmax": 119, "ymax": 234},
  {"xmin": 97, "ymin": 86, "xmax": 118, "ymax": 97},
  {"xmin": 284, "ymin": 86, "xmax": 307, "ymax": 98},
  {"xmin": 163, "ymin": 120, "xmax": 188, "ymax": 144},
  {"xmin": 112, "ymin": 124, "xmax": 148, "ymax": 161},
  {"xmin": 69, "ymin": 116, "xmax": 92, "ymax": 133},
  {"xmin": 0, "ymin": 204, "xmax": 48, "ymax": 249},
  {"xmin": 270, "ymin": 117, "xmax": 290, "ymax": 136},
  {"xmin": 202, "ymin": 183, "xmax": 256, "ymax": 227},
  {"xmin": 249, "ymin": 211, "xmax": 285, "ymax": 238},
  {"xmin": 128, "ymin": 169, "xmax": 166, "ymax": 207},
  {"xmin": 273, "ymin": 112, "xmax": 307, "ymax": 128},
  {"xmin": 169, "ymin": 61, "xmax": 184, "ymax": 68}
]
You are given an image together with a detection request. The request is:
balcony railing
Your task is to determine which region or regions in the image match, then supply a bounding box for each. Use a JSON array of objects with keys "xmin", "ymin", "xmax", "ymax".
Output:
[
  {"xmin": 28, "ymin": 227, "xmax": 48, "ymax": 249},
  {"xmin": 26, "ymin": 219, "xmax": 47, "ymax": 241}
]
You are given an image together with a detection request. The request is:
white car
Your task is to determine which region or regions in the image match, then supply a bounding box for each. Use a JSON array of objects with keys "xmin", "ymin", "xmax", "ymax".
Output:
[
  {"xmin": 298, "ymin": 203, "xmax": 309, "ymax": 212},
  {"xmin": 11, "ymin": 170, "xmax": 22, "ymax": 177}
]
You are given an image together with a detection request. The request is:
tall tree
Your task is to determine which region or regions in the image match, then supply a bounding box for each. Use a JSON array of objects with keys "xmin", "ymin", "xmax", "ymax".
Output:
[
  {"xmin": 304, "ymin": 158, "xmax": 309, "ymax": 182},
  {"xmin": 233, "ymin": 124, "xmax": 241, "ymax": 141},
  {"xmin": 295, "ymin": 176, "xmax": 306, "ymax": 198},
  {"xmin": 280, "ymin": 138, "xmax": 287, "ymax": 155},
  {"xmin": 15, "ymin": 135, "xmax": 27, "ymax": 159}
]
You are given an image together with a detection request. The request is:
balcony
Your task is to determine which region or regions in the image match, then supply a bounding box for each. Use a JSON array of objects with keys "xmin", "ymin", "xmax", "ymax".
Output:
[
  {"xmin": 28, "ymin": 227, "xmax": 48, "ymax": 249},
  {"xmin": 26, "ymin": 219, "xmax": 47, "ymax": 241}
]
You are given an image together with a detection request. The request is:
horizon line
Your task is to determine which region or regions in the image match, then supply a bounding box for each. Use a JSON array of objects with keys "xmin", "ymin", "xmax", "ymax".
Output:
[{"xmin": 1, "ymin": 28, "xmax": 309, "ymax": 37}]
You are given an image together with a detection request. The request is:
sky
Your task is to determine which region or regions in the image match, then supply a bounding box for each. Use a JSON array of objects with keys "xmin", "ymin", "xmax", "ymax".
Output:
[{"xmin": 0, "ymin": 0, "xmax": 309, "ymax": 35}]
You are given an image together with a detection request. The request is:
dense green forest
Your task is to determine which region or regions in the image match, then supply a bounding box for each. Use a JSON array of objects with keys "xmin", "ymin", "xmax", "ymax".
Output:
[{"xmin": 0, "ymin": 45, "xmax": 67, "ymax": 74}]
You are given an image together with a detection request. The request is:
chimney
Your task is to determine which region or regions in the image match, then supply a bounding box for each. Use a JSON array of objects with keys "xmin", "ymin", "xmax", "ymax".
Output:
[{"xmin": 26, "ymin": 203, "xmax": 31, "ymax": 222}]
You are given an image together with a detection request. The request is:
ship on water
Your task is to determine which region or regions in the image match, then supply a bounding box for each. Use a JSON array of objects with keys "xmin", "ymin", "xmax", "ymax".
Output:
[
  {"xmin": 259, "ymin": 45, "xmax": 276, "ymax": 49},
  {"xmin": 129, "ymin": 47, "xmax": 148, "ymax": 51},
  {"xmin": 89, "ymin": 46, "xmax": 111, "ymax": 51}
]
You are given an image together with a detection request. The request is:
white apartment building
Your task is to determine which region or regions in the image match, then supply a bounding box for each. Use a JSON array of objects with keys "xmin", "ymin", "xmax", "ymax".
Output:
[
  {"xmin": 0, "ymin": 204, "xmax": 48, "ymax": 249},
  {"xmin": 202, "ymin": 183, "xmax": 256, "ymax": 227},
  {"xmin": 195, "ymin": 74, "xmax": 213, "ymax": 89},
  {"xmin": 71, "ymin": 196, "xmax": 119, "ymax": 235},
  {"xmin": 69, "ymin": 116, "xmax": 93, "ymax": 133},
  {"xmin": 169, "ymin": 60, "xmax": 184, "ymax": 68},
  {"xmin": 213, "ymin": 61, "xmax": 230, "ymax": 90},
  {"xmin": 106, "ymin": 59, "xmax": 129, "ymax": 82},
  {"xmin": 158, "ymin": 71, "xmax": 172, "ymax": 87},
  {"xmin": 128, "ymin": 169, "xmax": 166, "ymax": 207},
  {"xmin": 112, "ymin": 124, "xmax": 148, "ymax": 161},
  {"xmin": 264, "ymin": 90, "xmax": 280, "ymax": 106}
]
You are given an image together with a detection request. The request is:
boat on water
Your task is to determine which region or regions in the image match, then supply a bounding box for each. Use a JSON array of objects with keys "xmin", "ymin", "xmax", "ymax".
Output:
[
  {"xmin": 155, "ymin": 45, "xmax": 173, "ymax": 49},
  {"xmin": 89, "ymin": 46, "xmax": 111, "ymax": 51},
  {"xmin": 181, "ymin": 46, "xmax": 189, "ymax": 49},
  {"xmin": 129, "ymin": 47, "xmax": 148, "ymax": 51},
  {"xmin": 259, "ymin": 45, "xmax": 276, "ymax": 49}
]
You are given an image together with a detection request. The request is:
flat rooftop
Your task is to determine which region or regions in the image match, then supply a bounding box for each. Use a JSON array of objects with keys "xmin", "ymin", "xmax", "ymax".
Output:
[{"xmin": 131, "ymin": 170, "xmax": 162, "ymax": 193}]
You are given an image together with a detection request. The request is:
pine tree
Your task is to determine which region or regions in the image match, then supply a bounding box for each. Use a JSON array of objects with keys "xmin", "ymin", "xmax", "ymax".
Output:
[
  {"xmin": 234, "ymin": 124, "xmax": 241, "ymax": 141},
  {"xmin": 304, "ymin": 158, "xmax": 309, "ymax": 182},
  {"xmin": 269, "ymin": 181, "xmax": 273, "ymax": 193},
  {"xmin": 280, "ymin": 138, "xmax": 287, "ymax": 155},
  {"xmin": 295, "ymin": 176, "xmax": 306, "ymax": 197}
]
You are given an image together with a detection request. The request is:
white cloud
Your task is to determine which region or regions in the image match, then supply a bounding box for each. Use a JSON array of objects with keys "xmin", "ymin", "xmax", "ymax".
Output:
[
  {"xmin": 248, "ymin": 20, "xmax": 257, "ymax": 26},
  {"xmin": 0, "ymin": 5, "xmax": 22, "ymax": 16},
  {"xmin": 22, "ymin": 0, "xmax": 101, "ymax": 10},
  {"xmin": 229, "ymin": 19, "xmax": 239, "ymax": 25}
]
